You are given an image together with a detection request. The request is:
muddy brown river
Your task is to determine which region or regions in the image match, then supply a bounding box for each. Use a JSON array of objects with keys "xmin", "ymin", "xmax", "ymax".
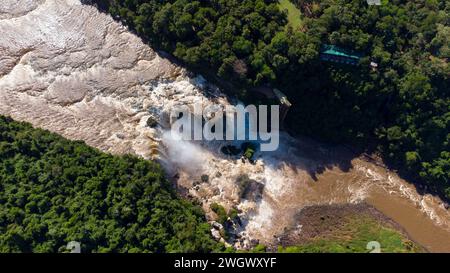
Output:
[{"xmin": 1, "ymin": 0, "xmax": 449, "ymax": 252}]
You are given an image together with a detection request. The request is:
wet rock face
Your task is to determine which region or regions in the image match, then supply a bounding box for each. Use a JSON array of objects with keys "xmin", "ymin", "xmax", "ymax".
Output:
[
  {"xmin": 0, "ymin": 1, "xmax": 258, "ymax": 245},
  {"xmin": 236, "ymin": 174, "xmax": 264, "ymax": 202},
  {"xmin": 2, "ymin": 0, "xmax": 450, "ymax": 252}
]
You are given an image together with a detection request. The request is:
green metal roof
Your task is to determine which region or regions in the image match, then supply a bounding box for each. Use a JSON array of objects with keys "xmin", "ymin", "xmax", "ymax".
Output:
[{"xmin": 320, "ymin": 44, "xmax": 361, "ymax": 60}]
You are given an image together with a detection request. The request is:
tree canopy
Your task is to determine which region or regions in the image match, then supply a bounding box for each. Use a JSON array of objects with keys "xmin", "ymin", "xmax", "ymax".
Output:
[
  {"xmin": 88, "ymin": 0, "xmax": 450, "ymax": 200},
  {"xmin": 0, "ymin": 116, "xmax": 222, "ymax": 253},
  {"xmin": 290, "ymin": 0, "xmax": 449, "ymax": 199}
]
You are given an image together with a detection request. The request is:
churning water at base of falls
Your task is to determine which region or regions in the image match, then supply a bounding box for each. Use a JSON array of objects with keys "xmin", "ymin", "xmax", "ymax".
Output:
[{"xmin": 1, "ymin": 0, "xmax": 449, "ymax": 252}]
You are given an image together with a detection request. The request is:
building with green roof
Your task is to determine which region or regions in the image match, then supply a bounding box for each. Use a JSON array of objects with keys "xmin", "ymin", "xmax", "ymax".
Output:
[{"xmin": 320, "ymin": 44, "xmax": 362, "ymax": 65}]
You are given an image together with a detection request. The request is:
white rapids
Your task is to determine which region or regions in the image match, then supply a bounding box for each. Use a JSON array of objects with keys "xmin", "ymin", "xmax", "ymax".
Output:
[{"xmin": 1, "ymin": 0, "xmax": 449, "ymax": 251}]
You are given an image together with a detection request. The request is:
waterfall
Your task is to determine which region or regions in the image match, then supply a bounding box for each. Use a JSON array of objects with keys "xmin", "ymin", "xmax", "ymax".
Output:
[{"xmin": 1, "ymin": 0, "xmax": 449, "ymax": 251}]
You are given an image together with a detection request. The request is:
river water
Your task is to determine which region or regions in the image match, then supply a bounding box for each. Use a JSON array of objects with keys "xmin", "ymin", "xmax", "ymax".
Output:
[{"xmin": 0, "ymin": 0, "xmax": 449, "ymax": 252}]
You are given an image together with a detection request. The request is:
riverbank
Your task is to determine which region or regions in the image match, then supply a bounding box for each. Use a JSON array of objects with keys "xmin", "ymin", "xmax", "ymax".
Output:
[
  {"xmin": 1, "ymin": 0, "xmax": 449, "ymax": 253},
  {"xmin": 275, "ymin": 203, "xmax": 424, "ymax": 253}
]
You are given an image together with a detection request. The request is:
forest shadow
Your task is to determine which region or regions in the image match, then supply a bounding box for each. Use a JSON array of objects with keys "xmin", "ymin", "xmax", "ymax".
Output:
[
  {"xmin": 80, "ymin": 0, "xmax": 448, "ymax": 203},
  {"xmin": 80, "ymin": 0, "xmax": 362, "ymax": 185}
]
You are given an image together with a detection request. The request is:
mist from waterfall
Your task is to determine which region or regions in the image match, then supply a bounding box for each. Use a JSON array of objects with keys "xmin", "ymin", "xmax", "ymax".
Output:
[{"xmin": 1, "ymin": 0, "xmax": 449, "ymax": 252}]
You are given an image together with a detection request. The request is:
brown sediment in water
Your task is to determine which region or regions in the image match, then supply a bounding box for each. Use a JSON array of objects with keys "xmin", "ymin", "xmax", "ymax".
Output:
[
  {"xmin": 245, "ymin": 139, "xmax": 450, "ymax": 253},
  {"xmin": 367, "ymin": 188, "xmax": 450, "ymax": 253},
  {"xmin": 1, "ymin": 0, "xmax": 449, "ymax": 253}
]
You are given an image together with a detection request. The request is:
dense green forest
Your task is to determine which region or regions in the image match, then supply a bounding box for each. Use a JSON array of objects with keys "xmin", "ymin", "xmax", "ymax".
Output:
[
  {"xmin": 290, "ymin": 0, "xmax": 450, "ymax": 199},
  {"xmin": 0, "ymin": 116, "xmax": 222, "ymax": 253},
  {"xmin": 0, "ymin": 117, "xmax": 419, "ymax": 253},
  {"xmin": 86, "ymin": 0, "xmax": 449, "ymax": 200}
]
